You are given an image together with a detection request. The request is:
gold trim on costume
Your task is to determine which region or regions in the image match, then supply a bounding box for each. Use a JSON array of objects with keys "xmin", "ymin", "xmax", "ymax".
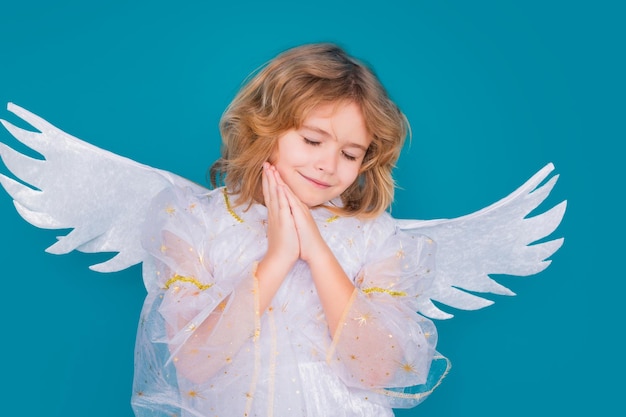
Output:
[
  {"xmin": 223, "ymin": 188, "xmax": 244, "ymax": 223},
  {"xmin": 267, "ymin": 307, "xmax": 278, "ymax": 417},
  {"xmin": 362, "ymin": 287, "xmax": 407, "ymax": 297},
  {"xmin": 163, "ymin": 274, "xmax": 213, "ymax": 291},
  {"xmin": 245, "ymin": 263, "xmax": 263, "ymax": 416}
]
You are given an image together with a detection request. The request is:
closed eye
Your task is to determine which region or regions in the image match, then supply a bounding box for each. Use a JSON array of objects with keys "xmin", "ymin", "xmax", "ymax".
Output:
[
  {"xmin": 342, "ymin": 151, "xmax": 357, "ymax": 161},
  {"xmin": 304, "ymin": 136, "xmax": 360, "ymax": 161},
  {"xmin": 303, "ymin": 137, "xmax": 321, "ymax": 146}
]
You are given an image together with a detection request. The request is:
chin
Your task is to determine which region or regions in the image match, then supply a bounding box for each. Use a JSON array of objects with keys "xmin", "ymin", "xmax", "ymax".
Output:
[
  {"xmin": 295, "ymin": 189, "xmax": 340, "ymax": 208},
  {"xmin": 299, "ymin": 197, "xmax": 327, "ymax": 208}
]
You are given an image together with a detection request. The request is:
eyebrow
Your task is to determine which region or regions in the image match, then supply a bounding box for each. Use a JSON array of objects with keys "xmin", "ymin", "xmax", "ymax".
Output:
[{"xmin": 301, "ymin": 124, "xmax": 369, "ymax": 151}]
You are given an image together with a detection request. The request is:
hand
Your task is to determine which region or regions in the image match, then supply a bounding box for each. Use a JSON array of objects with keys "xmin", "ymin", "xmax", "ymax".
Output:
[
  {"xmin": 270, "ymin": 166, "xmax": 355, "ymax": 334},
  {"xmin": 270, "ymin": 170, "xmax": 327, "ymax": 263},
  {"xmin": 262, "ymin": 163, "xmax": 300, "ymax": 268},
  {"xmin": 286, "ymin": 191, "xmax": 325, "ymax": 262},
  {"xmin": 266, "ymin": 164, "xmax": 355, "ymax": 334}
]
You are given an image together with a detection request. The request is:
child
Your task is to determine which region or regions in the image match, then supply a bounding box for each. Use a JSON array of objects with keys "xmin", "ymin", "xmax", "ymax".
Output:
[
  {"xmin": 0, "ymin": 43, "xmax": 565, "ymax": 417},
  {"xmin": 134, "ymin": 43, "xmax": 444, "ymax": 417}
]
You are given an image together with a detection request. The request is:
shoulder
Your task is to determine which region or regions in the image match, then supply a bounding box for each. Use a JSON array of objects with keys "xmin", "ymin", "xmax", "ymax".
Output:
[
  {"xmin": 361, "ymin": 211, "xmax": 397, "ymax": 240},
  {"xmin": 327, "ymin": 211, "xmax": 397, "ymax": 254},
  {"xmin": 146, "ymin": 185, "xmax": 231, "ymax": 230},
  {"xmin": 191, "ymin": 186, "xmax": 248, "ymax": 228}
]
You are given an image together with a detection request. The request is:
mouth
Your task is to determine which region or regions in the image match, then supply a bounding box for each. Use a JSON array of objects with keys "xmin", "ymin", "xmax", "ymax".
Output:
[{"xmin": 300, "ymin": 173, "xmax": 331, "ymax": 188}]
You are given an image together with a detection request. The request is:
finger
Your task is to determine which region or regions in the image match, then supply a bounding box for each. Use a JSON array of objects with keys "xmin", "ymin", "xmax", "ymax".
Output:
[
  {"xmin": 262, "ymin": 163, "xmax": 271, "ymax": 206},
  {"xmin": 263, "ymin": 164, "xmax": 279, "ymax": 214},
  {"xmin": 283, "ymin": 186, "xmax": 307, "ymax": 225},
  {"xmin": 272, "ymin": 165, "xmax": 286, "ymax": 187},
  {"xmin": 279, "ymin": 182, "xmax": 309, "ymax": 229},
  {"xmin": 266, "ymin": 164, "xmax": 281, "ymax": 214},
  {"xmin": 277, "ymin": 184, "xmax": 293, "ymax": 217},
  {"xmin": 271, "ymin": 167, "xmax": 299, "ymax": 205},
  {"xmin": 268, "ymin": 166, "xmax": 284, "ymax": 207},
  {"xmin": 280, "ymin": 182, "xmax": 305, "ymax": 211}
]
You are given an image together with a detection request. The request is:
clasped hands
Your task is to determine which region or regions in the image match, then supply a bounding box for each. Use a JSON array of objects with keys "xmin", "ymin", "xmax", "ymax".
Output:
[{"xmin": 261, "ymin": 162, "xmax": 326, "ymax": 267}]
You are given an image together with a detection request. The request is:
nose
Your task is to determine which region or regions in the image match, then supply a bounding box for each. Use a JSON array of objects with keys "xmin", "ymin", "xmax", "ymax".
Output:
[{"xmin": 314, "ymin": 147, "xmax": 338, "ymax": 174}]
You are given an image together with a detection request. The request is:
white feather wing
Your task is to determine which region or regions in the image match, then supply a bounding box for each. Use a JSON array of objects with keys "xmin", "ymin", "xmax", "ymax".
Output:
[
  {"xmin": 0, "ymin": 103, "xmax": 209, "ymax": 272},
  {"xmin": 396, "ymin": 163, "xmax": 566, "ymax": 319}
]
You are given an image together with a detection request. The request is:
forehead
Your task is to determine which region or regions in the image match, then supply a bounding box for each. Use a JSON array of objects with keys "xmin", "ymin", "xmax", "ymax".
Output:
[
  {"xmin": 301, "ymin": 100, "xmax": 360, "ymax": 121},
  {"xmin": 300, "ymin": 101, "xmax": 371, "ymax": 146}
]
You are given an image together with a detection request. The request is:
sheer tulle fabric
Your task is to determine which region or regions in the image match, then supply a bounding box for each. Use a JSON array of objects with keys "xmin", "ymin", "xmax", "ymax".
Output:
[{"xmin": 131, "ymin": 187, "xmax": 444, "ymax": 416}]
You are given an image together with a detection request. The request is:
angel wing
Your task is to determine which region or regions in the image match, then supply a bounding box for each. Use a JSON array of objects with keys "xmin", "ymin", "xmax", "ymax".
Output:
[
  {"xmin": 397, "ymin": 163, "xmax": 566, "ymax": 320},
  {"xmin": 0, "ymin": 103, "xmax": 209, "ymax": 272}
]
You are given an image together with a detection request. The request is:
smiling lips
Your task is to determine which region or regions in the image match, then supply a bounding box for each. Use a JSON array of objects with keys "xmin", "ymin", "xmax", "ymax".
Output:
[{"xmin": 300, "ymin": 173, "xmax": 331, "ymax": 188}]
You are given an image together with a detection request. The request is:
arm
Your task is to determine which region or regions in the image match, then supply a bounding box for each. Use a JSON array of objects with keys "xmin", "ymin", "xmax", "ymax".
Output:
[
  {"xmin": 153, "ymin": 232, "xmax": 260, "ymax": 384},
  {"xmin": 155, "ymin": 164, "xmax": 304, "ymax": 384},
  {"xmin": 280, "ymin": 178, "xmax": 435, "ymax": 389},
  {"xmin": 282, "ymin": 185, "xmax": 354, "ymax": 334},
  {"xmin": 326, "ymin": 228, "xmax": 438, "ymax": 390},
  {"xmin": 254, "ymin": 163, "xmax": 300, "ymax": 312},
  {"xmin": 164, "ymin": 286, "xmax": 261, "ymax": 384},
  {"xmin": 141, "ymin": 187, "xmax": 262, "ymax": 385}
]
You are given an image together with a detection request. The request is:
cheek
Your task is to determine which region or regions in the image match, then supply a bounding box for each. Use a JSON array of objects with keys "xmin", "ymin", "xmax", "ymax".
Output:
[
  {"xmin": 339, "ymin": 164, "xmax": 362, "ymax": 187},
  {"xmin": 272, "ymin": 133, "xmax": 301, "ymax": 166},
  {"xmin": 277, "ymin": 144, "xmax": 308, "ymax": 169}
]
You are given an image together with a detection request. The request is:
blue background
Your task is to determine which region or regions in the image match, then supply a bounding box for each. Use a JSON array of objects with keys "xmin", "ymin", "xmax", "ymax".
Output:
[{"xmin": 0, "ymin": 1, "xmax": 622, "ymax": 415}]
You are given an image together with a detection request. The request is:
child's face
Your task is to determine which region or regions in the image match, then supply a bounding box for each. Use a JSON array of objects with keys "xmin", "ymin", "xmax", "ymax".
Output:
[{"xmin": 270, "ymin": 101, "xmax": 371, "ymax": 207}]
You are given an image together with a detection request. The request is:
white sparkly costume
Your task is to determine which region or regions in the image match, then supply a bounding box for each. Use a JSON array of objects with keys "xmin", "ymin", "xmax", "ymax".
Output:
[
  {"xmin": 133, "ymin": 186, "xmax": 443, "ymax": 416},
  {"xmin": 0, "ymin": 104, "xmax": 566, "ymax": 416}
]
